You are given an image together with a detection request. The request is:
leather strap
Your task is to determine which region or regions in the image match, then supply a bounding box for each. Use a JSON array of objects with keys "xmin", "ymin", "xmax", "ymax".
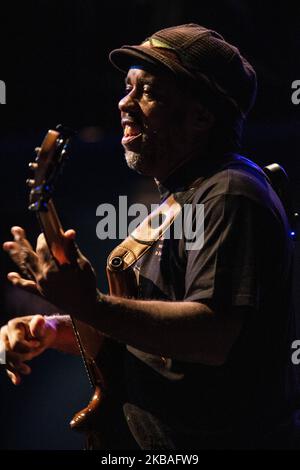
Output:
[{"xmin": 106, "ymin": 188, "xmax": 196, "ymax": 274}]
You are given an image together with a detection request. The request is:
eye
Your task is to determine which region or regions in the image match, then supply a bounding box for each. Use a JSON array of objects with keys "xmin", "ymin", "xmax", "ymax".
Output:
[
  {"xmin": 143, "ymin": 85, "xmax": 154, "ymax": 97},
  {"xmin": 143, "ymin": 85, "xmax": 165, "ymax": 102}
]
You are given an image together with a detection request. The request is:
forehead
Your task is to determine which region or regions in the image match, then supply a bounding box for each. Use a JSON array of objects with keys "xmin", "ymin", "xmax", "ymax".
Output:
[{"xmin": 125, "ymin": 67, "xmax": 177, "ymax": 89}]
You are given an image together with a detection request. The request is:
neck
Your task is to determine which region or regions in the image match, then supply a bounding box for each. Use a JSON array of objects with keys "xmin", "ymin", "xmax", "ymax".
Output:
[
  {"xmin": 155, "ymin": 147, "xmax": 232, "ymax": 200},
  {"xmin": 154, "ymin": 141, "xmax": 209, "ymax": 186}
]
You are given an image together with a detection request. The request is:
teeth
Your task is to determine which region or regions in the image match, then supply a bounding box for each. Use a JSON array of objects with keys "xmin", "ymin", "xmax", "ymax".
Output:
[{"xmin": 124, "ymin": 124, "xmax": 141, "ymax": 137}]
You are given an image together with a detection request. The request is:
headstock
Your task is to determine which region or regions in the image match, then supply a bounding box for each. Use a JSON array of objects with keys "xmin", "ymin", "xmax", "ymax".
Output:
[{"xmin": 28, "ymin": 125, "xmax": 74, "ymax": 212}]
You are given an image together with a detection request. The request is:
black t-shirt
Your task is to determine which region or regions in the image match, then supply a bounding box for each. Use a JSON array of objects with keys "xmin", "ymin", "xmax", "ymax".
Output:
[{"xmin": 123, "ymin": 154, "xmax": 295, "ymax": 449}]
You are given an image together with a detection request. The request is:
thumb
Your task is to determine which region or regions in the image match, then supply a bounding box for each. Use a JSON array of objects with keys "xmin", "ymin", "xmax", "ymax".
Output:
[
  {"xmin": 64, "ymin": 229, "xmax": 76, "ymax": 240},
  {"xmin": 63, "ymin": 229, "xmax": 79, "ymax": 264},
  {"xmin": 29, "ymin": 315, "xmax": 46, "ymax": 339}
]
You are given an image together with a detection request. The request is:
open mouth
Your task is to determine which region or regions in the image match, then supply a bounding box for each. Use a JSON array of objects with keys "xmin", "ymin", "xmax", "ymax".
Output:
[{"xmin": 122, "ymin": 122, "xmax": 143, "ymax": 146}]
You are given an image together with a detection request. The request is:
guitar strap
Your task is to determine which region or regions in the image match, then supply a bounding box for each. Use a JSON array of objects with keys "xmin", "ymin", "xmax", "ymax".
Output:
[{"xmin": 106, "ymin": 185, "xmax": 199, "ymax": 293}]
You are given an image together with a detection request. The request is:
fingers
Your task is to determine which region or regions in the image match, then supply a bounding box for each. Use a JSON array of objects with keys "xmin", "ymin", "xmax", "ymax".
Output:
[
  {"xmin": 64, "ymin": 229, "xmax": 76, "ymax": 240},
  {"xmin": 11, "ymin": 226, "xmax": 29, "ymax": 243},
  {"xmin": 3, "ymin": 241, "xmax": 28, "ymax": 268},
  {"xmin": 36, "ymin": 233, "xmax": 54, "ymax": 264},
  {"xmin": 29, "ymin": 315, "xmax": 46, "ymax": 339},
  {"xmin": 7, "ymin": 370, "xmax": 22, "ymax": 385},
  {"xmin": 3, "ymin": 226, "xmax": 40, "ymax": 278},
  {"xmin": 0, "ymin": 325, "xmax": 34, "ymax": 385},
  {"xmin": 6, "ymin": 319, "xmax": 40, "ymax": 352},
  {"xmin": 3, "ymin": 241, "xmax": 19, "ymax": 254},
  {"xmin": 62, "ymin": 229, "xmax": 79, "ymax": 265},
  {"xmin": 7, "ymin": 272, "xmax": 39, "ymax": 294},
  {"xmin": 6, "ymin": 361, "xmax": 32, "ymax": 376},
  {"xmin": 63, "ymin": 229, "xmax": 93, "ymax": 270},
  {"xmin": 6, "ymin": 361, "xmax": 32, "ymax": 385},
  {"xmin": 11, "ymin": 226, "xmax": 36, "ymax": 255},
  {"xmin": 0, "ymin": 315, "xmax": 53, "ymax": 385}
]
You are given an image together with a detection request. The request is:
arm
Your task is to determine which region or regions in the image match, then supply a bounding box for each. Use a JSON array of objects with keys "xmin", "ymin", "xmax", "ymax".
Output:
[
  {"xmin": 3, "ymin": 225, "xmax": 245, "ymax": 366},
  {"xmin": 83, "ymin": 294, "xmax": 245, "ymax": 365}
]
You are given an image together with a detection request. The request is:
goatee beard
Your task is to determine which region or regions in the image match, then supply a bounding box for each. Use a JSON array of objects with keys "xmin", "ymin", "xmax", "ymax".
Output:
[{"xmin": 124, "ymin": 149, "xmax": 154, "ymax": 175}]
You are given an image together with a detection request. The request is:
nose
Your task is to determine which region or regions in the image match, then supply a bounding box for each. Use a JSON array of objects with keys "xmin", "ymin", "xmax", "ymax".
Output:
[{"xmin": 118, "ymin": 90, "xmax": 139, "ymax": 113}]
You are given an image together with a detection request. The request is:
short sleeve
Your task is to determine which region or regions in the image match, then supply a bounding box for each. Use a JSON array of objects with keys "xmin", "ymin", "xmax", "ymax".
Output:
[{"xmin": 183, "ymin": 193, "xmax": 263, "ymax": 309}]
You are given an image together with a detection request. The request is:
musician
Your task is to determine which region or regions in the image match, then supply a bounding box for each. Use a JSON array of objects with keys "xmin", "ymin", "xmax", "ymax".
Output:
[{"xmin": 0, "ymin": 24, "xmax": 296, "ymax": 449}]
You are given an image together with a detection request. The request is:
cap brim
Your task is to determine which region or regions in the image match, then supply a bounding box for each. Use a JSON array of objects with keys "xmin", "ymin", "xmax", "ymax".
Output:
[{"xmin": 109, "ymin": 45, "xmax": 193, "ymax": 79}]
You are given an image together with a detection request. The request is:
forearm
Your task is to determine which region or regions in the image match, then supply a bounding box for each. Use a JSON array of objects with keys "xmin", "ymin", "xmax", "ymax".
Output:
[{"xmin": 81, "ymin": 295, "xmax": 243, "ymax": 363}]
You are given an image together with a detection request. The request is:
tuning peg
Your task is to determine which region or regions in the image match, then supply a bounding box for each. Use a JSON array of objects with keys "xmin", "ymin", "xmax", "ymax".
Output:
[
  {"xmin": 26, "ymin": 179, "xmax": 35, "ymax": 187},
  {"xmin": 28, "ymin": 162, "xmax": 38, "ymax": 170},
  {"xmin": 29, "ymin": 201, "xmax": 48, "ymax": 212},
  {"xmin": 35, "ymin": 147, "xmax": 41, "ymax": 153},
  {"xmin": 28, "ymin": 202, "xmax": 39, "ymax": 211}
]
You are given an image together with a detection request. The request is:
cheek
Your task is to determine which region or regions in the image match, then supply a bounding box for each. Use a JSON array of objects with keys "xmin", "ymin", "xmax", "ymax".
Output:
[
  {"xmin": 145, "ymin": 106, "xmax": 180, "ymax": 135},
  {"xmin": 163, "ymin": 113, "xmax": 185, "ymax": 139}
]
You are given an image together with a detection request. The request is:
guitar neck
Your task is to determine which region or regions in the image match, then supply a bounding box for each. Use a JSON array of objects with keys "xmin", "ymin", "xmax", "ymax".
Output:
[{"xmin": 38, "ymin": 199, "xmax": 103, "ymax": 388}]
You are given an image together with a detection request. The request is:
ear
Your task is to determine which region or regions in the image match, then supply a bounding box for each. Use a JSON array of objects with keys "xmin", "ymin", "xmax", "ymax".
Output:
[{"xmin": 192, "ymin": 103, "xmax": 215, "ymax": 132}]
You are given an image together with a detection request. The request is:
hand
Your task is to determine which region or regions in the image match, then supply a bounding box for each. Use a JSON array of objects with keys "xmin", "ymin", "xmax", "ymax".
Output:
[
  {"xmin": 3, "ymin": 226, "xmax": 98, "ymax": 318},
  {"xmin": 3, "ymin": 226, "xmax": 42, "ymax": 294},
  {"xmin": 0, "ymin": 315, "xmax": 57, "ymax": 385}
]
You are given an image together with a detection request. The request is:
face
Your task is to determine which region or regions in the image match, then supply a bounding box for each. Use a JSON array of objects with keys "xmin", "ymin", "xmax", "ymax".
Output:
[{"xmin": 119, "ymin": 68, "xmax": 201, "ymax": 180}]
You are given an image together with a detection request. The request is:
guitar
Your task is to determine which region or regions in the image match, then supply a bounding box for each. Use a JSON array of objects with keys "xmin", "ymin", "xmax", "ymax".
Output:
[{"xmin": 27, "ymin": 125, "xmax": 127, "ymax": 446}]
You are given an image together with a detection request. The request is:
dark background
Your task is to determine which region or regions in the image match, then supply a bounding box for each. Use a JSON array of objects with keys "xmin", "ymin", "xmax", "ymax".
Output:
[{"xmin": 0, "ymin": 0, "xmax": 299, "ymax": 449}]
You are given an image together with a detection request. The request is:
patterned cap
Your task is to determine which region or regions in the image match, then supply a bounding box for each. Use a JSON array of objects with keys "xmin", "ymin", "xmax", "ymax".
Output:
[{"xmin": 109, "ymin": 23, "xmax": 257, "ymax": 118}]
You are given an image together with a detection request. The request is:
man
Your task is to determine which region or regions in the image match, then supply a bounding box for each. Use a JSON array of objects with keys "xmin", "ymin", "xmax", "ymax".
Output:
[{"xmin": 0, "ymin": 24, "xmax": 296, "ymax": 449}]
